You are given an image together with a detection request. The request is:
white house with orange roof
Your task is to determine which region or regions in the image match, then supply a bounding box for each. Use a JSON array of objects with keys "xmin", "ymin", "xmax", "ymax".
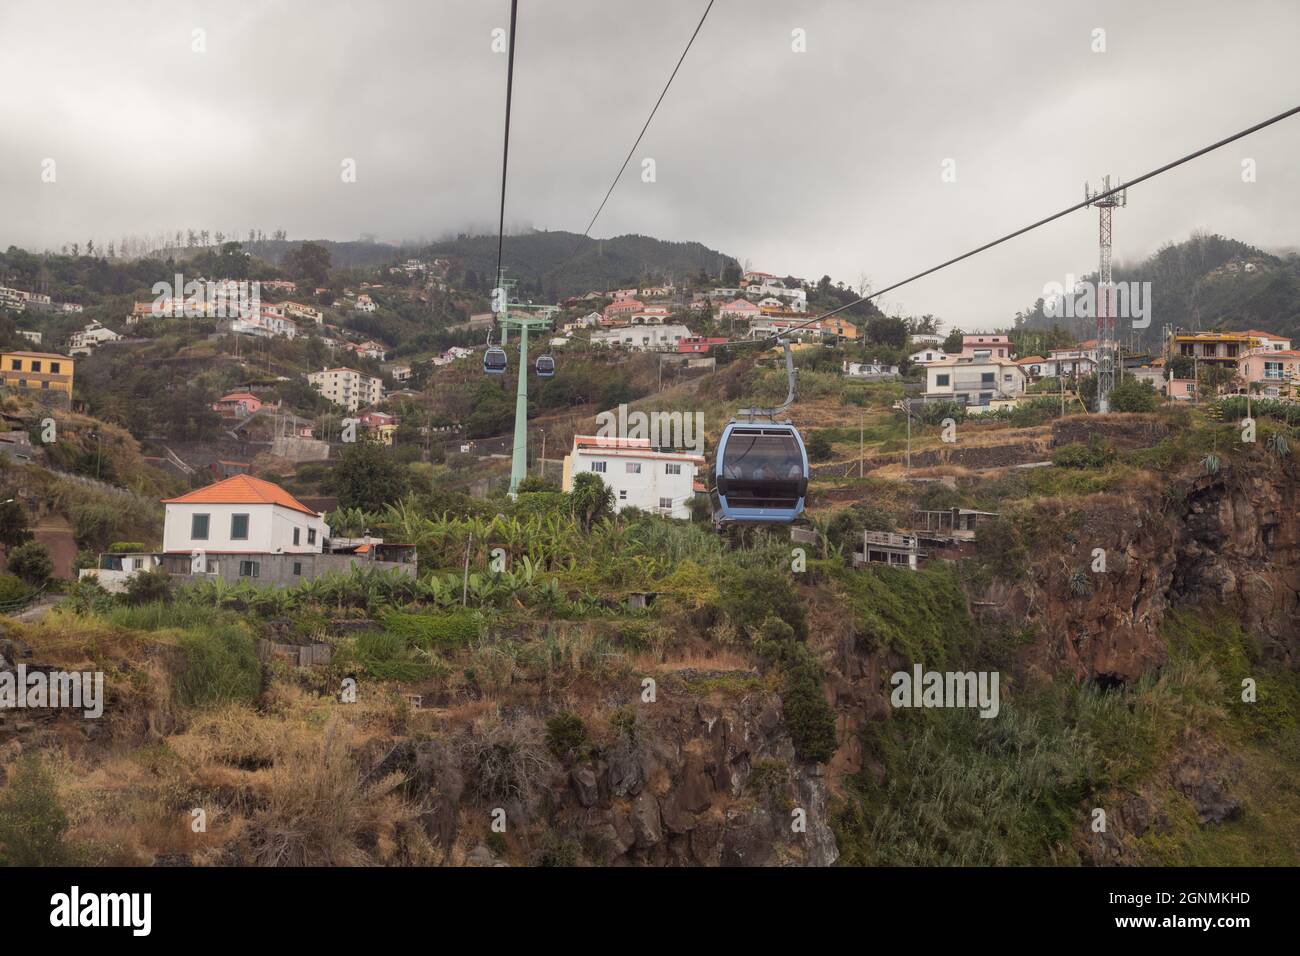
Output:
[
  {"xmin": 161, "ymin": 474, "xmax": 329, "ymax": 556},
  {"xmin": 562, "ymin": 435, "xmax": 704, "ymax": 519}
]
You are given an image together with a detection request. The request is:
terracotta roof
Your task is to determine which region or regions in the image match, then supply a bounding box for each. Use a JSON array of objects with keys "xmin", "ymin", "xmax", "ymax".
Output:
[
  {"xmin": 162, "ymin": 474, "xmax": 319, "ymax": 516},
  {"xmin": 216, "ymin": 391, "xmax": 260, "ymax": 403}
]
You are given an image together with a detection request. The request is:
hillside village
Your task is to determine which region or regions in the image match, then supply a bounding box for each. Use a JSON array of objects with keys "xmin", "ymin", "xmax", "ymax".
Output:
[{"xmin": 0, "ymin": 229, "xmax": 1295, "ymax": 872}]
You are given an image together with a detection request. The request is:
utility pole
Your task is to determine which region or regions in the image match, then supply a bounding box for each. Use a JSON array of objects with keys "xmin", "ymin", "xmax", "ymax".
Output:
[
  {"xmin": 904, "ymin": 399, "xmax": 913, "ymax": 474},
  {"xmin": 859, "ymin": 412, "xmax": 864, "ymax": 478}
]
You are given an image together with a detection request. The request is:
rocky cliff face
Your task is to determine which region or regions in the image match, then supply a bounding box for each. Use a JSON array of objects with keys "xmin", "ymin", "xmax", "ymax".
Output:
[
  {"xmin": 970, "ymin": 450, "xmax": 1299, "ymax": 683},
  {"xmin": 374, "ymin": 678, "xmax": 838, "ymax": 867}
]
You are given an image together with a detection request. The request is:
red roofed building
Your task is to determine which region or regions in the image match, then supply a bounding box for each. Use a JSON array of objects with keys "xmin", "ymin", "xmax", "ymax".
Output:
[
  {"xmin": 602, "ymin": 298, "xmax": 644, "ymax": 323},
  {"xmin": 161, "ymin": 474, "xmax": 328, "ymax": 555},
  {"xmin": 211, "ymin": 391, "xmax": 265, "ymax": 418}
]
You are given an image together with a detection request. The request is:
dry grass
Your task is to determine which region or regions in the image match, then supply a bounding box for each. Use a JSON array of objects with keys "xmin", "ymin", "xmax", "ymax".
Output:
[{"xmin": 236, "ymin": 715, "xmax": 433, "ymax": 866}]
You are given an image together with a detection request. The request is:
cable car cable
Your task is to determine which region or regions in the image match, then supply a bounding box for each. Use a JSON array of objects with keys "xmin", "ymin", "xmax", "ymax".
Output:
[
  {"xmin": 721, "ymin": 102, "xmax": 1300, "ymax": 353},
  {"xmin": 581, "ymin": 0, "xmax": 716, "ymax": 239}
]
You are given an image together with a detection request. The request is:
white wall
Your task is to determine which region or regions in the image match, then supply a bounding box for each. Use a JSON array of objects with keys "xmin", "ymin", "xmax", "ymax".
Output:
[
  {"xmin": 572, "ymin": 452, "xmax": 699, "ymax": 518},
  {"xmin": 163, "ymin": 502, "xmax": 327, "ymax": 554}
]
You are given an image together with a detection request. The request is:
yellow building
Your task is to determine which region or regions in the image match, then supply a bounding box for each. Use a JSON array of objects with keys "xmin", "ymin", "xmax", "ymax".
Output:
[{"xmin": 0, "ymin": 351, "xmax": 75, "ymax": 400}]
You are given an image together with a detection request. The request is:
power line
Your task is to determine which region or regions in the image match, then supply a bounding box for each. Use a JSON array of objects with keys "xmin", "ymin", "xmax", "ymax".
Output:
[
  {"xmin": 581, "ymin": 0, "xmax": 716, "ymax": 239},
  {"xmin": 743, "ymin": 102, "xmax": 1300, "ymax": 348},
  {"xmin": 493, "ymin": 0, "xmax": 521, "ymax": 288}
]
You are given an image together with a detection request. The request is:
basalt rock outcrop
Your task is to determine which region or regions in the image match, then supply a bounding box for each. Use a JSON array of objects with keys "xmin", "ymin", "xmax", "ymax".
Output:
[
  {"xmin": 974, "ymin": 451, "xmax": 1299, "ymax": 683},
  {"xmin": 374, "ymin": 680, "xmax": 838, "ymax": 867}
]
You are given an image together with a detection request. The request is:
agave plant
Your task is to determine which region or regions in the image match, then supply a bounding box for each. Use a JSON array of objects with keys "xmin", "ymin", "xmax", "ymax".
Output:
[
  {"xmin": 1267, "ymin": 431, "xmax": 1291, "ymax": 459},
  {"xmin": 1068, "ymin": 568, "xmax": 1093, "ymax": 597},
  {"xmin": 1200, "ymin": 452, "xmax": 1221, "ymax": 475}
]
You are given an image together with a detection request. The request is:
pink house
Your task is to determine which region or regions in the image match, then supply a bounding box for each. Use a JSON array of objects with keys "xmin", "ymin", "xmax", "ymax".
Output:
[
  {"xmin": 718, "ymin": 298, "xmax": 760, "ymax": 321},
  {"xmin": 961, "ymin": 334, "xmax": 1014, "ymax": 360},
  {"xmin": 1237, "ymin": 349, "xmax": 1300, "ymax": 396}
]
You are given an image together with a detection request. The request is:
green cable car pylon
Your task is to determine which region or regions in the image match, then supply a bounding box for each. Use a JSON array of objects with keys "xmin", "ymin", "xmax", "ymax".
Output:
[{"xmin": 490, "ymin": 275, "xmax": 557, "ymax": 495}]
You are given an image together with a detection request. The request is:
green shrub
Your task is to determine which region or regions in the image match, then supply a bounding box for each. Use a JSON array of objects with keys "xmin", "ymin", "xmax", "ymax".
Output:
[
  {"xmin": 835, "ymin": 564, "xmax": 976, "ymax": 668},
  {"xmin": 381, "ymin": 609, "xmax": 481, "ymax": 651},
  {"xmin": 6, "ymin": 541, "xmax": 52, "ymax": 586},
  {"xmin": 0, "ymin": 573, "xmax": 27, "ymax": 604},
  {"xmin": 755, "ymin": 617, "xmax": 837, "ymax": 764},
  {"xmin": 1051, "ymin": 435, "xmax": 1116, "ymax": 469},
  {"xmin": 1109, "ymin": 378, "xmax": 1159, "ymax": 412},
  {"xmin": 343, "ymin": 628, "xmax": 438, "ymax": 682},
  {"xmin": 108, "ymin": 541, "xmax": 148, "ymax": 553},
  {"xmin": 175, "ymin": 623, "xmax": 262, "ymax": 708},
  {"xmin": 719, "ymin": 567, "xmax": 806, "ymax": 640},
  {"xmin": 0, "ymin": 755, "xmax": 75, "ymax": 866},
  {"xmin": 806, "ymin": 431, "xmax": 834, "ymax": 462},
  {"xmin": 532, "ymin": 832, "xmax": 580, "ymax": 867},
  {"xmin": 122, "ymin": 566, "xmax": 173, "ymax": 605},
  {"xmin": 545, "ymin": 711, "xmax": 589, "ymax": 762}
]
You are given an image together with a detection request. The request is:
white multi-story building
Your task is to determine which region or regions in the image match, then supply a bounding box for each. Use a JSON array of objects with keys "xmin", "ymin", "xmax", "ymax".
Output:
[
  {"xmin": 68, "ymin": 321, "xmax": 123, "ymax": 355},
  {"xmin": 561, "ymin": 435, "xmax": 704, "ymax": 519},
  {"xmin": 308, "ymin": 366, "xmax": 384, "ymax": 411},
  {"xmin": 925, "ymin": 355, "xmax": 1027, "ymax": 406},
  {"xmin": 354, "ymin": 294, "xmax": 377, "ymax": 313},
  {"xmin": 161, "ymin": 474, "xmax": 329, "ymax": 556},
  {"xmin": 431, "ymin": 346, "xmax": 473, "ymax": 367},
  {"xmin": 227, "ymin": 311, "xmax": 299, "ymax": 340},
  {"xmin": 746, "ymin": 281, "xmax": 807, "ymax": 307},
  {"xmin": 590, "ymin": 324, "xmax": 691, "ymax": 351},
  {"xmin": 0, "ymin": 288, "xmax": 26, "ymax": 311}
]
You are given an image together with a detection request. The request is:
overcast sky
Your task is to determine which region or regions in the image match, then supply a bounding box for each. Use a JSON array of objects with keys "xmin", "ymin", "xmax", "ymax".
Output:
[{"xmin": 1, "ymin": 0, "xmax": 1297, "ymax": 329}]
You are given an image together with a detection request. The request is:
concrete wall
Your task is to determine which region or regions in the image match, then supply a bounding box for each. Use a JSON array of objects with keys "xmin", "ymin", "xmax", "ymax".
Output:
[{"xmin": 187, "ymin": 552, "xmax": 414, "ymax": 587}]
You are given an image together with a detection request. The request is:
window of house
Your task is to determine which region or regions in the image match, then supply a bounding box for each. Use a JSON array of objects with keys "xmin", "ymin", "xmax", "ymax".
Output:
[
  {"xmin": 191, "ymin": 514, "xmax": 210, "ymax": 540},
  {"xmin": 293, "ymin": 528, "xmax": 301, "ymax": 546},
  {"xmin": 936, "ymin": 374, "xmax": 950, "ymax": 386},
  {"xmin": 981, "ymin": 372, "xmax": 995, "ymax": 384},
  {"xmin": 591, "ymin": 460, "xmax": 607, "ymax": 473},
  {"xmin": 41, "ymin": 381, "xmax": 49, "ymax": 389},
  {"xmin": 659, "ymin": 497, "xmax": 672, "ymax": 509},
  {"xmin": 292, "ymin": 561, "xmax": 302, "ymax": 576},
  {"xmin": 625, "ymin": 462, "xmax": 641, "ymax": 474},
  {"xmin": 230, "ymin": 513, "xmax": 250, "ymax": 540},
  {"xmin": 239, "ymin": 560, "xmax": 260, "ymax": 578},
  {"xmin": 618, "ymin": 490, "xmax": 627, "ymax": 500},
  {"xmin": 9, "ymin": 360, "xmax": 18, "ymax": 370},
  {"xmin": 30, "ymin": 361, "xmax": 41, "ymax": 372},
  {"xmin": 308, "ymin": 528, "xmax": 316, "ymax": 544},
  {"xmin": 50, "ymin": 363, "xmax": 60, "ymax": 373},
  {"xmin": 665, "ymin": 463, "xmax": 681, "ymax": 475}
]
